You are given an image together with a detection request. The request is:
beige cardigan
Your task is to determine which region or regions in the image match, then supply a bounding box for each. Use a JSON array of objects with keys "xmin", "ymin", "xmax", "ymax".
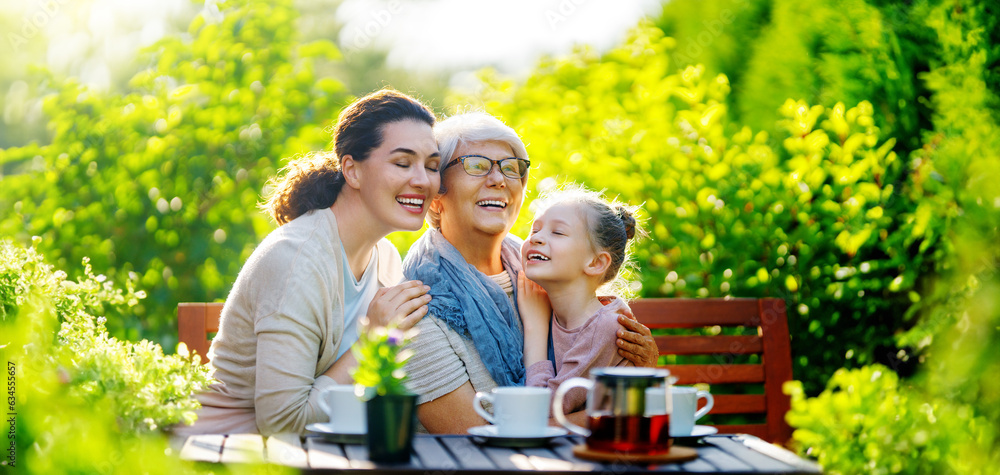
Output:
[{"xmin": 175, "ymin": 208, "xmax": 403, "ymax": 436}]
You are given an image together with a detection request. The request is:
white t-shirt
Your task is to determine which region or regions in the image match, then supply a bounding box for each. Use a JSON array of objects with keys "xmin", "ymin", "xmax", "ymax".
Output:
[{"xmin": 338, "ymin": 242, "xmax": 380, "ymax": 360}]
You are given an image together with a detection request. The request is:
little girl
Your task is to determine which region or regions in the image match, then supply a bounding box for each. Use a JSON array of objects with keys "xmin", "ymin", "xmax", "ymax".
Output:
[{"xmin": 517, "ymin": 184, "xmax": 645, "ymax": 414}]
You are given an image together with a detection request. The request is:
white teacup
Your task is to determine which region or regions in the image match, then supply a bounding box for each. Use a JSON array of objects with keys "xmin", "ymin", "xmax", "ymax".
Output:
[
  {"xmin": 473, "ymin": 387, "xmax": 550, "ymax": 437},
  {"xmin": 670, "ymin": 386, "xmax": 714, "ymax": 436},
  {"xmin": 317, "ymin": 384, "xmax": 367, "ymax": 434},
  {"xmin": 643, "ymin": 386, "xmax": 673, "ymax": 417}
]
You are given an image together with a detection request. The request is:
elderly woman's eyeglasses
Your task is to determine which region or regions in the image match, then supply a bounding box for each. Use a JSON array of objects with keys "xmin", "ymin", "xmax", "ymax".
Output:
[{"xmin": 445, "ymin": 154, "xmax": 530, "ymax": 179}]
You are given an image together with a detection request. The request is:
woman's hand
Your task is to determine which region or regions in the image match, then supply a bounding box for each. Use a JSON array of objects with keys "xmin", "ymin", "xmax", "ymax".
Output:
[
  {"xmin": 324, "ymin": 281, "xmax": 430, "ymax": 383},
  {"xmin": 517, "ymin": 273, "xmax": 551, "ymax": 367},
  {"xmin": 616, "ymin": 312, "xmax": 659, "ymax": 368},
  {"xmin": 366, "ymin": 280, "xmax": 431, "ymax": 330}
]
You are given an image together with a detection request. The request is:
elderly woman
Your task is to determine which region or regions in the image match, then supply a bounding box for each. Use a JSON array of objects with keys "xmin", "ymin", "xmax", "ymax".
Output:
[{"xmin": 403, "ymin": 112, "xmax": 658, "ymax": 433}]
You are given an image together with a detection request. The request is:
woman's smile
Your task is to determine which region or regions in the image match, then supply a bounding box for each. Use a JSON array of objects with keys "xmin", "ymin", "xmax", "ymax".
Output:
[{"xmin": 397, "ymin": 194, "xmax": 429, "ymax": 213}]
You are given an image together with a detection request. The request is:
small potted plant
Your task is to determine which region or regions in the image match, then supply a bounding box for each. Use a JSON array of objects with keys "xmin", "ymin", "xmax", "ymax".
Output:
[{"xmin": 351, "ymin": 318, "xmax": 419, "ymax": 463}]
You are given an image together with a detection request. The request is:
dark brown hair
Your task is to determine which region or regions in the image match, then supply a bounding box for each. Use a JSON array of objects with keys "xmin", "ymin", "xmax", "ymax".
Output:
[{"xmin": 261, "ymin": 89, "xmax": 436, "ymax": 224}]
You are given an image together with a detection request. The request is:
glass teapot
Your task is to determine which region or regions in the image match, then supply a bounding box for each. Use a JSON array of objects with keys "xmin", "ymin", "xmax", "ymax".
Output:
[{"xmin": 553, "ymin": 367, "xmax": 675, "ymax": 454}]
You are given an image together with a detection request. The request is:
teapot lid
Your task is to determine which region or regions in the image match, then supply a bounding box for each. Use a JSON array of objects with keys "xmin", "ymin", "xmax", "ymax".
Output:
[{"xmin": 589, "ymin": 367, "xmax": 671, "ymax": 384}]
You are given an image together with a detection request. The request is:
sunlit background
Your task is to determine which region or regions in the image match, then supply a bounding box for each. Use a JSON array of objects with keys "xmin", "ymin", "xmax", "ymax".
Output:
[
  {"xmin": 1, "ymin": 0, "xmax": 998, "ymax": 473},
  {"xmin": 1, "ymin": 0, "xmax": 660, "ymax": 146}
]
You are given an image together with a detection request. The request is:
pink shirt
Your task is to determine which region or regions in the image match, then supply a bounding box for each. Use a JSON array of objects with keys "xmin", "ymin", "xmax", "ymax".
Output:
[{"xmin": 526, "ymin": 297, "xmax": 633, "ymax": 414}]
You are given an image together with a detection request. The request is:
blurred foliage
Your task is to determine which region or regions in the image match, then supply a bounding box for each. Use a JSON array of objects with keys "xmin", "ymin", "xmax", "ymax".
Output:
[
  {"xmin": 656, "ymin": 0, "xmax": 931, "ymax": 153},
  {"xmin": 0, "ymin": 1, "xmax": 201, "ymax": 148},
  {"xmin": 1, "ymin": 0, "xmax": 348, "ymax": 345},
  {"xmin": 785, "ymin": 366, "xmax": 995, "ymax": 474},
  {"xmin": 465, "ymin": 24, "xmax": 927, "ymax": 394},
  {"xmin": 0, "ymin": 238, "xmax": 219, "ymax": 473},
  {"xmin": 653, "ymin": 0, "xmax": 999, "ymax": 471},
  {"xmin": 0, "ymin": 0, "xmax": 452, "ymax": 345},
  {"xmin": 0, "ymin": 0, "xmax": 450, "ymax": 150},
  {"xmin": 799, "ymin": 0, "xmax": 1000, "ymax": 470}
]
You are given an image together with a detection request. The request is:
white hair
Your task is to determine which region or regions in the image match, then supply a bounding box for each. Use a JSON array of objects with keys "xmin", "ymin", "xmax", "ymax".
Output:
[{"xmin": 427, "ymin": 112, "xmax": 530, "ymax": 227}]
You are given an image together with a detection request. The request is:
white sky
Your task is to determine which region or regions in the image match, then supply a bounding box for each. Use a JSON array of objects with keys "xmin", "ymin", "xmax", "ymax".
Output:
[{"xmin": 337, "ymin": 0, "xmax": 663, "ymax": 77}]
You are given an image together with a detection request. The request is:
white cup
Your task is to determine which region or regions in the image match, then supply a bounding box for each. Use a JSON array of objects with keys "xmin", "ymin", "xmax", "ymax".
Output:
[
  {"xmin": 670, "ymin": 386, "xmax": 714, "ymax": 436},
  {"xmin": 644, "ymin": 386, "xmax": 673, "ymax": 417},
  {"xmin": 317, "ymin": 384, "xmax": 367, "ymax": 434},
  {"xmin": 473, "ymin": 387, "xmax": 551, "ymax": 436}
]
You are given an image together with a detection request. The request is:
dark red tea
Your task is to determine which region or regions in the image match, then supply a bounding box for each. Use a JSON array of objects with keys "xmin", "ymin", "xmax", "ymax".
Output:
[{"xmin": 586, "ymin": 414, "xmax": 672, "ymax": 454}]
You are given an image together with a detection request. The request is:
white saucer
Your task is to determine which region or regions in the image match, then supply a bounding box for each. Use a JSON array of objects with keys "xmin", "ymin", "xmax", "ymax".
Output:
[
  {"xmin": 672, "ymin": 425, "xmax": 718, "ymax": 438},
  {"xmin": 306, "ymin": 422, "xmax": 365, "ymax": 435},
  {"xmin": 305, "ymin": 422, "xmax": 366, "ymax": 444},
  {"xmin": 468, "ymin": 425, "xmax": 568, "ymax": 447},
  {"xmin": 468, "ymin": 425, "xmax": 567, "ymax": 439}
]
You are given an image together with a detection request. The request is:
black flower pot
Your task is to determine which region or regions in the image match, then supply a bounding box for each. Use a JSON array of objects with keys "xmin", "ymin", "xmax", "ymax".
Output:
[{"xmin": 366, "ymin": 392, "xmax": 418, "ymax": 463}]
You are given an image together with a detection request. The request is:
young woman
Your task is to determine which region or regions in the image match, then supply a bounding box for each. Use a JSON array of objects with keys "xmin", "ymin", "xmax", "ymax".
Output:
[
  {"xmin": 178, "ymin": 89, "xmax": 440, "ymax": 436},
  {"xmin": 518, "ymin": 185, "xmax": 646, "ymax": 413},
  {"xmin": 402, "ymin": 112, "xmax": 660, "ymax": 433}
]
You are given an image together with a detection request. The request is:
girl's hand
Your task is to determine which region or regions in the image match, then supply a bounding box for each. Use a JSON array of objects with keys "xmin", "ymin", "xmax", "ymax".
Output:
[
  {"xmin": 616, "ymin": 312, "xmax": 659, "ymax": 368},
  {"xmin": 518, "ymin": 273, "xmax": 550, "ymax": 367},
  {"xmin": 517, "ymin": 273, "xmax": 551, "ymax": 333},
  {"xmin": 366, "ymin": 280, "xmax": 431, "ymax": 330}
]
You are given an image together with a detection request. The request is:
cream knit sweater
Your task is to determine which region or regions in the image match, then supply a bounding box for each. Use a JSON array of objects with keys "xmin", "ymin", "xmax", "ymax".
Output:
[{"xmin": 176, "ymin": 207, "xmax": 402, "ymax": 435}]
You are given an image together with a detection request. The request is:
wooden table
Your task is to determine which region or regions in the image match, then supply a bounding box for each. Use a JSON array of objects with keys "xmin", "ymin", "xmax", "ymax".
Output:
[{"xmin": 177, "ymin": 433, "xmax": 822, "ymax": 474}]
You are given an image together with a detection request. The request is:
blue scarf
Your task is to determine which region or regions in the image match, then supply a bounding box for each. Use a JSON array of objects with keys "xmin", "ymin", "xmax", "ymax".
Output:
[{"xmin": 403, "ymin": 228, "xmax": 525, "ymax": 386}]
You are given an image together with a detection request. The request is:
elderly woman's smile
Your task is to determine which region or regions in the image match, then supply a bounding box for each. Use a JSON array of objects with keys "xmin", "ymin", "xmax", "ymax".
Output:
[
  {"xmin": 436, "ymin": 140, "xmax": 525, "ymax": 239},
  {"xmin": 476, "ymin": 199, "xmax": 507, "ymax": 209}
]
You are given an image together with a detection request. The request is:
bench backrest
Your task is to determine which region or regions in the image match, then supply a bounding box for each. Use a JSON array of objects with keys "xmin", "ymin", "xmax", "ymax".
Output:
[
  {"xmin": 631, "ymin": 297, "xmax": 793, "ymax": 444},
  {"xmin": 177, "ymin": 298, "xmax": 794, "ymax": 443},
  {"xmin": 177, "ymin": 302, "xmax": 224, "ymax": 363}
]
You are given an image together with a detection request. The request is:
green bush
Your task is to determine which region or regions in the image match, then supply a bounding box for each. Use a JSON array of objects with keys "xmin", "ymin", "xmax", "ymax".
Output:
[
  {"xmin": 0, "ymin": 0, "xmax": 346, "ymax": 345},
  {"xmin": 781, "ymin": 0, "xmax": 1000, "ymax": 471},
  {"xmin": 656, "ymin": 0, "xmax": 928, "ymax": 152},
  {"xmin": 654, "ymin": 0, "xmax": 1000, "ymax": 363},
  {"xmin": 785, "ymin": 365, "xmax": 995, "ymax": 474},
  {"xmin": 1, "ymin": 238, "xmax": 212, "ymax": 432},
  {"xmin": 462, "ymin": 24, "xmax": 931, "ymax": 393},
  {"xmin": 1, "ymin": 238, "xmax": 215, "ymax": 472}
]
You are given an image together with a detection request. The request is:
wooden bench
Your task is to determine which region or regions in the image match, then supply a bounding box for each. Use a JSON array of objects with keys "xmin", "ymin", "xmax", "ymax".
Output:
[
  {"xmin": 177, "ymin": 302, "xmax": 223, "ymax": 363},
  {"xmin": 177, "ymin": 297, "xmax": 794, "ymax": 443},
  {"xmin": 631, "ymin": 297, "xmax": 793, "ymax": 445}
]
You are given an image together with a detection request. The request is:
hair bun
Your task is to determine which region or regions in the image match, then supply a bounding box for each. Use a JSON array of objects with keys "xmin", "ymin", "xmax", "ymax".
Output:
[{"xmin": 615, "ymin": 205, "xmax": 636, "ymax": 240}]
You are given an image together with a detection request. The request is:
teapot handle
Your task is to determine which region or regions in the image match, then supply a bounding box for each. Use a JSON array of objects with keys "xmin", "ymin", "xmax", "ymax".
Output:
[{"xmin": 553, "ymin": 377, "xmax": 593, "ymax": 436}]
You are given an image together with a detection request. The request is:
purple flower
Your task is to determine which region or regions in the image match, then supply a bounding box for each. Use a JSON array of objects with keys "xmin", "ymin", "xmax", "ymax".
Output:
[{"xmin": 387, "ymin": 328, "xmax": 405, "ymax": 346}]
